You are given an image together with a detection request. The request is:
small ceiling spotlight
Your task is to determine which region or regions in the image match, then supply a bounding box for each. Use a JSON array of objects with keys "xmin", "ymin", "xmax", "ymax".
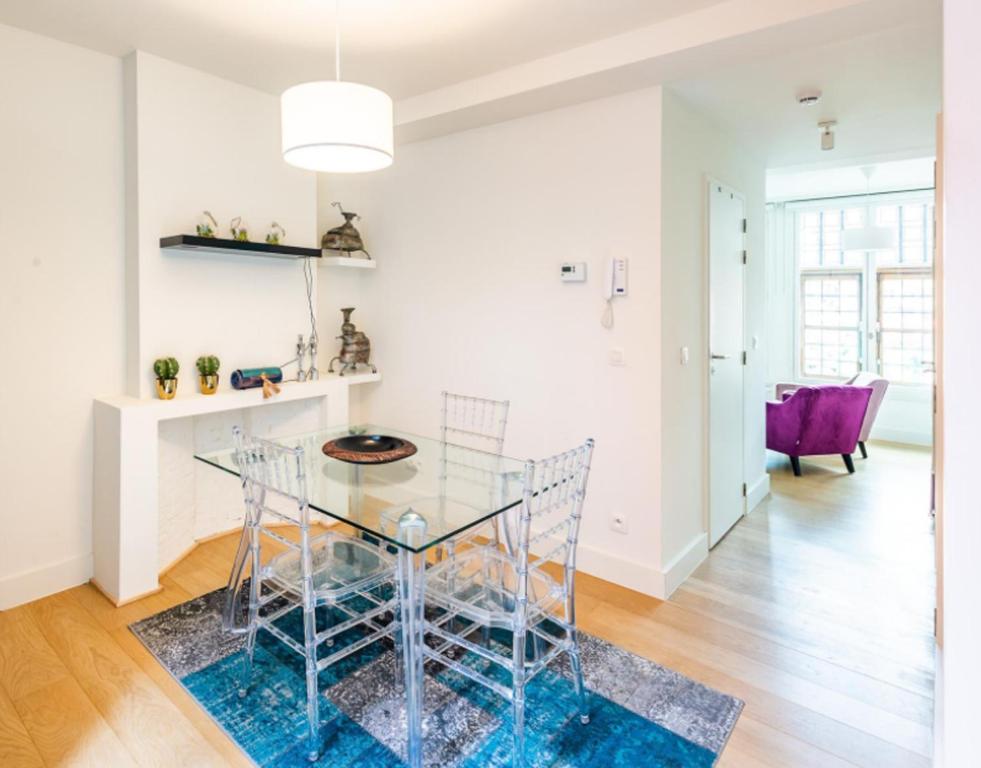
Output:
[
  {"xmin": 797, "ymin": 89, "xmax": 822, "ymax": 106},
  {"xmin": 818, "ymin": 120, "xmax": 837, "ymax": 151}
]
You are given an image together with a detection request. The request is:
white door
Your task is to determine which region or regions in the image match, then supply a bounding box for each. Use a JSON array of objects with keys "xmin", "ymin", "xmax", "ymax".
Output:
[{"xmin": 708, "ymin": 181, "xmax": 746, "ymax": 548}]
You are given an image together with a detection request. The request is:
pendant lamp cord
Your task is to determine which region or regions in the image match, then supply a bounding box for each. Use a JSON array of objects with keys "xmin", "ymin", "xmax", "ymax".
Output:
[{"xmin": 335, "ymin": 0, "xmax": 341, "ymax": 81}]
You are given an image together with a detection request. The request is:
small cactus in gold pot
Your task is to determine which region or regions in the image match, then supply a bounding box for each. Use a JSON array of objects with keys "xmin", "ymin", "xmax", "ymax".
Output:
[
  {"xmin": 196, "ymin": 355, "xmax": 221, "ymax": 395},
  {"xmin": 153, "ymin": 357, "xmax": 180, "ymax": 400}
]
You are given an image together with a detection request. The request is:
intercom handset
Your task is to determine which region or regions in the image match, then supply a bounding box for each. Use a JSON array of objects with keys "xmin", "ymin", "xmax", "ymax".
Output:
[{"xmin": 601, "ymin": 257, "xmax": 628, "ymax": 328}]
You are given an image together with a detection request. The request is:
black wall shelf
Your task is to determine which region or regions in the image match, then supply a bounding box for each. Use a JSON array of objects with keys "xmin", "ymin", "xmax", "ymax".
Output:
[{"xmin": 160, "ymin": 234, "xmax": 321, "ymax": 260}]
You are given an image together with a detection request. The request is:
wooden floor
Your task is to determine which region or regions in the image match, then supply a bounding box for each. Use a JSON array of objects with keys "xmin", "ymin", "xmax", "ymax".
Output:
[{"xmin": 0, "ymin": 441, "xmax": 934, "ymax": 767}]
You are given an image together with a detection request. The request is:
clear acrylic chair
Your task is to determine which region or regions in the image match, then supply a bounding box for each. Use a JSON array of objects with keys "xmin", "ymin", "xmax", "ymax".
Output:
[
  {"xmin": 222, "ymin": 427, "xmax": 400, "ymax": 763},
  {"xmin": 438, "ymin": 391, "xmax": 511, "ymax": 556},
  {"xmin": 423, "ymin": 439, "xmax": 595, "ymax": 768}
]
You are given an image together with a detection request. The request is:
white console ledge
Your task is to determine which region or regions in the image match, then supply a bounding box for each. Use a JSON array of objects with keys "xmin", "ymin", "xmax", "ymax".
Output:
[
  {"xmin": 96, "ymin": 372, "xmax": 380, "ymax": 420},
  {"xmin": 93, "ymin": 373, "xmax": 379, "ymax": 605}
]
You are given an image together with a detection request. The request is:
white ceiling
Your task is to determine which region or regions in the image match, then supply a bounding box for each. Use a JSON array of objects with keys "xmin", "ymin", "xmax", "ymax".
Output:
[
  {"xmin": 0, "ymin": 0, "xmax": 723, "ymax": 99},
  {"xmin": 670, "ymin": 3, "xmax": 942, "ymax": 169}
]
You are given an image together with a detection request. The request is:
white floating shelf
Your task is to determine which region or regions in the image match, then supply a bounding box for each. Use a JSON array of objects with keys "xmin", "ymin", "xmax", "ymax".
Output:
[{"xmin": 321, "ymin": 256, "xmax": 376, "ymax": 269}]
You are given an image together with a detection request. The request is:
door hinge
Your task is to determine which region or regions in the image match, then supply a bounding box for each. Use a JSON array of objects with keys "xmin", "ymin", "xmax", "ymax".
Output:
[
  {"xmin": 742, "ymin": 482, "xmax": 747, "ymax": 497},
  {"xmin": 741, "ymin": 218, "xmax": 747, "ymax": 233},
  {"xmin": 742, "ymin": 351, "xmax": 747, "ymax": 365},
  {"xmin": 741, "ymin": 250, "xmax": 747, "ymax": 265}
]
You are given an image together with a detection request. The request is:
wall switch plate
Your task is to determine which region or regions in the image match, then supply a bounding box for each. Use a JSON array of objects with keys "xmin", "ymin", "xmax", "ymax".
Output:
[
  {"xmin": 560, "ymin": 262, "xmax": 587, "ymax": 282},
  {"xmin": 609, "ymin": 348, "xmax": 625, "ymax": 366},
  {"xmin": 681, "ymin": 346, "xmax": 690, "ymax": 365},
  {"xmin": 610, "ymin": 514, "xmax": 629, "ymax": 534}
]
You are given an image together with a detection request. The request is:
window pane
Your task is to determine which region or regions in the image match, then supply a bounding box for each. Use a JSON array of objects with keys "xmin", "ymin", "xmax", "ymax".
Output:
[
  {"xmin": 877, "ymin": 271, "xmax": 934, "ymax": 384},
  {"xmin": 800, "ymin": 273, "xmax": 863, "ymax": 378}
]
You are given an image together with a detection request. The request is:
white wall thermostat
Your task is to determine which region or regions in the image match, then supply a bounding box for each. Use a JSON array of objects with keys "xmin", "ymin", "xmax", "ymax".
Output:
[{"xmin": 560, "ymin": 262, "xmax": 587, "ymax": 282}]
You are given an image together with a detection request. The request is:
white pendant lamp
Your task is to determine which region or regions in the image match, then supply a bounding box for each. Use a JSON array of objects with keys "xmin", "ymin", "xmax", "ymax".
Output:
[
  {"xmin": 842, "ymin": 166, "xmax": 897, "ymax": 252},
  {"xmin": 281, "ymin": 1, "xmax": 393, "ymax": 173}
]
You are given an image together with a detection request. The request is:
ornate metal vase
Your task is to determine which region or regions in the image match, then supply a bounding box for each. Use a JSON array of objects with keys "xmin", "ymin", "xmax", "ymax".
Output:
[
  {"xmin": 328, "ymin": 308, "xmax": 376, "ymax": 376},
  {"xmin": 322, "ymin": 203, "xmax": 370, "ymax": 259}
]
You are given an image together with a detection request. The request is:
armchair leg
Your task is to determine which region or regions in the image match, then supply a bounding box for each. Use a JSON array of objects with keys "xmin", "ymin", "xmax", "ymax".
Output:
[
  {"xmin": 790, "ymin": 456, "xmax": 802, "ymax": 477},
  {"xmin": 842, "ymin": 454, "xmax": 856, "ymax": 474},
  {"xmin": 858, "ymin": 441, "xmax": 868, "ymax": 459}
]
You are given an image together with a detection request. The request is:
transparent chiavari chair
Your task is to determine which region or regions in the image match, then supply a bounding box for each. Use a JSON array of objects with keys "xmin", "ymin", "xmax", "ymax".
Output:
[
  {"xmin": 423, "ymin": 439, "xmax": 595, "ymax": 768},
  {"xmin": 439, "ymin": 391, "xmax": 511, "ymax": 556},
  {"xmin": 222, "ymin": 427, "xmax": 400, "ymax": 763}
]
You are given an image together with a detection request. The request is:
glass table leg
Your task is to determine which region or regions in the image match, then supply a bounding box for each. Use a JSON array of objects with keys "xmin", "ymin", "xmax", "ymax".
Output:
[{"xmin": 397, "ymin": 510, "xmax": 427, "ymax": 768}]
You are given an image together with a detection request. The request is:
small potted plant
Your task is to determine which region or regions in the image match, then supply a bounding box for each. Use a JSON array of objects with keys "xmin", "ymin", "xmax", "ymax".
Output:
[
  {"xmin": 153, "ymin": 357, "xmax": 180, "ymax": 400},
  {"xmin": 196, "ymin": 355, "xmax": 221, "ymax": 395},
  {"xmin": 230, "ymin": 216, "xmax": 249, "ymax": 242}
]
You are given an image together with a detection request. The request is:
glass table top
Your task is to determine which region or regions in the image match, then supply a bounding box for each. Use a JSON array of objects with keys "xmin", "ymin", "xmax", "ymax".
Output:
[{"xmin": 194, "ymin": 424, "xmax": 527, "ymax": 553}]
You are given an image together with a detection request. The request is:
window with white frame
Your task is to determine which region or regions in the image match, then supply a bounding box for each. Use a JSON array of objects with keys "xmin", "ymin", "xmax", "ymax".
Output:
[{"xmin": 794, "ymin": 194, "xmax": 934, "ymax": 385}]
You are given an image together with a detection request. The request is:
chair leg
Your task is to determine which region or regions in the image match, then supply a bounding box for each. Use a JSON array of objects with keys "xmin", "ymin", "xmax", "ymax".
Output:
[
  {"xmin": 301, "ymin": 556, "xmax": 320, "ymax": 761},
  {"xmin": 512, "ymin": 628, "xmax": 527, "ymax": 768},
  {"xmin": 392, "ymin": 589, "xmax": 404, "ymax": 690},
  {"xmin": 859, "ymin": 441, "xmax": 868, "ymax": 459},
  {"xmin": 790, "ymin": 456, "xmax": 802, "ymax": 477},
  {"xmin": 238, "ymin": 523, "xmax": 261, "ymax": 698},
  {"xmin": 565, "ymin": 567, "xmax": 589, "ymax": 725},
  {"xmin": 842, "ymin": 453, "xmax": 856, "ymax": 474}
]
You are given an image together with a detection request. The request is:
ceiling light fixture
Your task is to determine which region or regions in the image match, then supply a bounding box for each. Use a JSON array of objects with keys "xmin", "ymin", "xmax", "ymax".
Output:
[
  {"xmin": 842, "ymin": 166, "xmax": 898, "ymax": 252},
  {"xmin": 280, "ymin": 0, "xmax": 393, "ymax": 173},
  {"xmin": 818, "ymin": 120, "xmax": 836, "ymax": 151}
]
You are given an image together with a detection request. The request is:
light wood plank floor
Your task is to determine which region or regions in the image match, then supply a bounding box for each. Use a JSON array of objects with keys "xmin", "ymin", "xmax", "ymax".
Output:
[{"xmin": 0, "ymin": 441, "xmax": 933, "ymax": 767}]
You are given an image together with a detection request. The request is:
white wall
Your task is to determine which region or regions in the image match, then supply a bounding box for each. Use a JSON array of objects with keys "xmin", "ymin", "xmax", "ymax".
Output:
[
  {"xmin": 0, "ymin": 24, "xmax": 125, "ymax": 607},
  {"xmin": 125, "ymin": 51, "xmax": 317, "ymax": 399},
  {"xmin": 660, "ymin": 89, "xmax": 767, "ymax": 586},
  {"xmin": 937, "ymin": 0, "xmax": 981, "ymax": 763},
  {"xmin": 321, "ymin": 88, "xmax": 666, "ymax": 595}
]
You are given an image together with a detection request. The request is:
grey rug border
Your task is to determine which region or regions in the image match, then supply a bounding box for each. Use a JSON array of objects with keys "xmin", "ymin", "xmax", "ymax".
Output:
[{"xmin": 129, "ymin": 587, "xmax": 744, "ymax": 767}]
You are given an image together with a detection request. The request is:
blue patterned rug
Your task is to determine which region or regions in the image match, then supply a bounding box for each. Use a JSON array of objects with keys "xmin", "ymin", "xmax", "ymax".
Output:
[{"xmin": 130, "ymin": 588, "xmax": 742, "ymax": 767}]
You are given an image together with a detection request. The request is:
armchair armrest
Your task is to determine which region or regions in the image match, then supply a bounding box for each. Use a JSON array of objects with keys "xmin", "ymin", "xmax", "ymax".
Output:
[{"xmin": 774, "ymin": 382, "xmax": 802, "ymax": 400}]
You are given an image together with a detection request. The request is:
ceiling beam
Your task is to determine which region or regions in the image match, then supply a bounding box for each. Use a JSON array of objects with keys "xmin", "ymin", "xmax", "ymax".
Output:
[{"xmin": 395, "ymin": 0, "xmax": 933, "ymax": 144}]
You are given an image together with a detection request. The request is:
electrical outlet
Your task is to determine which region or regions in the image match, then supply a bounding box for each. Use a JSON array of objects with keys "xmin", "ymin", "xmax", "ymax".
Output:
[{"xmin": 610, "ymin": 514, "xmax": 629, "ymax": 534}]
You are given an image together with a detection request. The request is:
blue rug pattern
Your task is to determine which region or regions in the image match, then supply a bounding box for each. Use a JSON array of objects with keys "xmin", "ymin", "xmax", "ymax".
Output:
[{"xmin": 131, "ymin": 588, "xmax": 741, "ymax": 767}]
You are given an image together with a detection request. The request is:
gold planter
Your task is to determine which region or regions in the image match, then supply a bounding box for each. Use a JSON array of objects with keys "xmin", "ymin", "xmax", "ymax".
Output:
[
  {"xmin": 199, "ymin": 373, "xmax": 219, "ymax": 395},
  {"xmin": 155, "ymin": 378, "xmax": 178, "ymax": 400}
]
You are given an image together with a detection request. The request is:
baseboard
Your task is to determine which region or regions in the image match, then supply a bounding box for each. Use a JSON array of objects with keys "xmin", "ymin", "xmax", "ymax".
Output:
[
  {"xmin": 0, "ymin": 552, "xmax": 93, "ymax": 610},
  {"xmin": 662, "ymin": 533, "xmax": 709, "ymax": 597},
  {"xmin": 529, "ymin": 531, "xmax": 667, "ymax": 599},
  {"xmin": 746, "ymin": 473, "xmax": 771, "ymax": 513},
  {"xmin": 869, "ymin": 427, "xmax": 932, "ymax": 447}
]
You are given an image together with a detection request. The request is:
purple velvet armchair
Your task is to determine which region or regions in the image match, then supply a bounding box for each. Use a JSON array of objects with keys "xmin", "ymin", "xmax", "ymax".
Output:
[{"xmin": 766, "ymin": 385, "xmax": 874, "ymax": 476}]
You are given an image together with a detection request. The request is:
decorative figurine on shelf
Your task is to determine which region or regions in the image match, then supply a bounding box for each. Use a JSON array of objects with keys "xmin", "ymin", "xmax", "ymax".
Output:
[
  {"xmin": 230, "ymin": 217, "xmax": 249, "ymax": 242},
  {"xmin": 153, "ymin": 357, "xmax": 180, "ymax": 400},
  {"xmin": 265, "ymin": 222, "xmax": 286, "ymax": 245},
  {"xmin": 322, "ymin": 202, "xmax": 370, "ymax": 259},
  {"xmin": 328, "ymin": 308, "xmax": 376, "ymax": 376},
  {"xmin": 260, "ymin": 373, "xmax": 281, "ymax": 399},
  {"xmin": 196, "ymin": 355, "xmax": 220, "ymax": 395},
  {"xmin": 196, "ymin": 211, "xmax": 218, "ymax": 238},
  {"xmin": 230, "ymin": 367, "xmax": 284, "ymax": 391}
]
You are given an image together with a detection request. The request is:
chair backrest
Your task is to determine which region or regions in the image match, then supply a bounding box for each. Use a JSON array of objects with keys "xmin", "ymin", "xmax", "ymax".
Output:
[
  {"xmin": 441, "ymin": 391, "xmax": 510, "ymax": 455},
  {"xmin": 796, "ymin": 385, "xmax": 873, "ymax": 455},
  {"xmin": 846, "ymin": 372, "xmax": 889, "ymax": 442},
  {"xmin": 232, "ymin": 426, "xmax": 310, "ymax": 526},
  {"xmin": 515, "ymin": 440, "xmax": 595, "ymax": 601}
]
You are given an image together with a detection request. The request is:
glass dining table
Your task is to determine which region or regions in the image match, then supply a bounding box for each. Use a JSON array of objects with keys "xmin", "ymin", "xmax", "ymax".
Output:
[{"xmin": 195, "ymin": 424, "xmax": 528, "ymax": 768}]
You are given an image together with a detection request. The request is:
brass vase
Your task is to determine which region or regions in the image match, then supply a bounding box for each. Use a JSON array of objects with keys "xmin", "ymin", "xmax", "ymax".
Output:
[
  {"xmin": 156, "ymin": 378, "xmax": 178, "ymax": 400},
  {"xmin": 199, "ymin": 373, "xmax": 219, "ymax": 395}
]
